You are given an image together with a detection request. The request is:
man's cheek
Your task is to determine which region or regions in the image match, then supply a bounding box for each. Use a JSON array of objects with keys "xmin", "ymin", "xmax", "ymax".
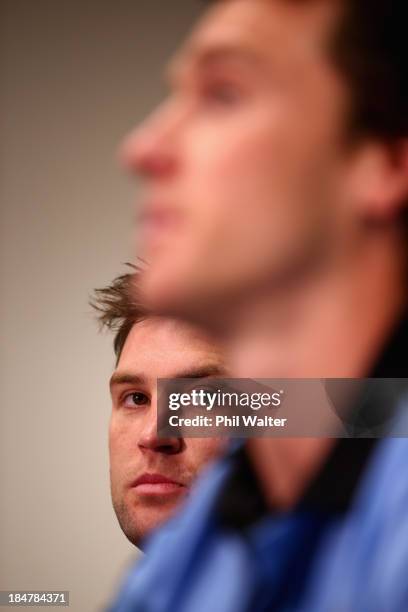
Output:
[
  {"xmin": 206, "ymin": 124, "xmax": 276, "ymax": 177},
  {"xmin": 109, "ymin": 428, "xmax": 132, "ymax": 466},
  {"xmin": 199, "ymin": 153, "xmax": 274, "ymax": 216}
]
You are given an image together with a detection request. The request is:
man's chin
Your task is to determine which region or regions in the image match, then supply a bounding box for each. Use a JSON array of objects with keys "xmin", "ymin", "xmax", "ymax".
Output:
[
  {"xmin": 121, "ymin": 504, "xmax": 182, "ymax": 549},
  {"xmin": 139, "ymin": 256, "xmax": 247, "ymax": 332},
  {"xmin": 140, "ymin": 263, "xmax": 202, "ymax": 317}
]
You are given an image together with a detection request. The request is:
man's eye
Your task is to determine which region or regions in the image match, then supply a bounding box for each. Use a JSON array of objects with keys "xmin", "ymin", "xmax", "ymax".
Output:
[
  {"xmin": 123, "ymin": 392, "xmax": 149, "ymax": 408},
  {"xmin": 201, "ymin": 82, "xmax": 243, "ymax": 106}
]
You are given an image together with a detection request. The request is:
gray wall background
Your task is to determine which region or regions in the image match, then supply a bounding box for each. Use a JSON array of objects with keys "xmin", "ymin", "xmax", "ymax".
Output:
[{"xmin": 0, "ymin": 1, "xmax": 201, "ymax": 610}]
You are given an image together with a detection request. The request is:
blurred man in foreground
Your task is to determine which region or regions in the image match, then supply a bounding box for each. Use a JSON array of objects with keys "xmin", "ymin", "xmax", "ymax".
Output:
[
  {"xmin": 112, "ymin": 0, "xmax": 408, "ymax": 609},
  {"xmin": 92, "ymin": 270, "xmax": 226, "ymax": 547}
]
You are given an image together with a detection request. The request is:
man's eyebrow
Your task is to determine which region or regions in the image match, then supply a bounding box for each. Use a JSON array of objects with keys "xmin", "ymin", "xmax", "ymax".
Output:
[
  {"xmin": 168, "ymin": 364, "xmax": 227, "ymax": 380},
  {"xmin": 109, "ymin": 372, "xmax": 145, "ymax": 389},
  {"xmin": 167, "ymin": 43, "xmax": 263, "ymax": 81}
]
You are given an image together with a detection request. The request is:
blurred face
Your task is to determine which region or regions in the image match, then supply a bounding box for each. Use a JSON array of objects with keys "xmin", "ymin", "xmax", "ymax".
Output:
[
  {"xmin": 122, "ymin": 0, "xmax": 356, "ymax": 319},
  {"xmin": 109, "ymin": 317, "xmax": 226, "ymax": 546}
]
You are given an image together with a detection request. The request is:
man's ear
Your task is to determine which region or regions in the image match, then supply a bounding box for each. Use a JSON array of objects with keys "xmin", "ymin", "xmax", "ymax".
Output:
[{"xmin": 350, "ymin": 139, "xmax": 408, "ymax": 222}]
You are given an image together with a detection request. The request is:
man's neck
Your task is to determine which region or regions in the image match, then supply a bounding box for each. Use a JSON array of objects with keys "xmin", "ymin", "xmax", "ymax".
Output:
[{"xmin": 235, "ymin": 234, "xmax": 407, "ymax": 510}]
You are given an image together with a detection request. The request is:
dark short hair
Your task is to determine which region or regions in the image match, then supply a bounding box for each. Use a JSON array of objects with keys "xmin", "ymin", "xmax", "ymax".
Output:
[
  {"xmin": 91, "ymin": 265, "xmax": 148, "ymax": 362},
  {"xmin": 329, "ymin": 0, "xmax": 407, "ymax": 142}
]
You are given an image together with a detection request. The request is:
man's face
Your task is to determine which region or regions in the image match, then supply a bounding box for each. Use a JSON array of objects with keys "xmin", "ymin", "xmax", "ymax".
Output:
[
  {"xmin": 109, "ymin": 317, "xmax": 226, "ymax": 546},
  {"xmin": 123, "ymin": 0, "xmax": 356, "ymax": 318}
]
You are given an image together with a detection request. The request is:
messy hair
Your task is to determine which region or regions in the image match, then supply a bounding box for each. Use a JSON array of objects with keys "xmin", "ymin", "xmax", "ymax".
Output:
[{"xmin": 91, "ymin": 265, "xmax": 148, "ymax": 362}]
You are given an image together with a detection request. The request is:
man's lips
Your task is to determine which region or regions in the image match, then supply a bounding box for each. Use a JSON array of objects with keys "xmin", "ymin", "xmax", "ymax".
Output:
[{"xmin": 131, "ymin": 473, "xmax": 187, "ymax": 496}]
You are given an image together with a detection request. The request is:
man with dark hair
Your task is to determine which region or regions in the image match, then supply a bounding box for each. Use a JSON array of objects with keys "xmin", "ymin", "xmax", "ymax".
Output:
[
  {"xmin": 92, "ymin": 269, "xmax": 226, "ymax": 547},
  {"xmin": 110, "ymin": 0, "xmax": 408, "ymax": 609}
]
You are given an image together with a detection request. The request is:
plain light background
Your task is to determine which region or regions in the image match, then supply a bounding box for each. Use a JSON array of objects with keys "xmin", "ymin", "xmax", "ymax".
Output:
[{"xmin": 0, "ymin": 1, "xmax": 202, "ymax": 610}]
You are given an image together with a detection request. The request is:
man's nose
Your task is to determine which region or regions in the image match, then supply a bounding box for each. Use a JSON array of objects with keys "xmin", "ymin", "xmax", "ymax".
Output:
[
  {"xmin": 138, "ymin": 410, "xmax": 182, "ymax": 455},
  {"xmin": 119, "ymin": 103, "xmax": 179, "ymax": 178}
]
